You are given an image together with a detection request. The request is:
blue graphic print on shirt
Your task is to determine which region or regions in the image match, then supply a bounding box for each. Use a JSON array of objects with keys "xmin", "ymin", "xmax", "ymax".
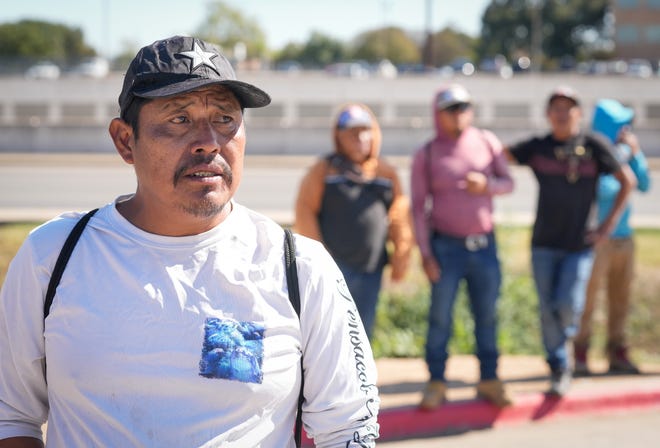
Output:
[{"xmin": 198, "ymin": 317, "xmax": 265, "ymax": 384}]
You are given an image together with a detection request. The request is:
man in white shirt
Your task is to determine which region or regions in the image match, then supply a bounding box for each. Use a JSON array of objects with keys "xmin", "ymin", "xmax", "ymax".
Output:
[{"xmin": 0, "ymin": 35, "xmax": 379, "ymax": 448}]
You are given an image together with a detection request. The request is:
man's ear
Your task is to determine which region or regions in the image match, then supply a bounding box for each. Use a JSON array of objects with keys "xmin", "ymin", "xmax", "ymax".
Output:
[{"xmin": 109, "ymin": 118, "xmax": 135, "ymax": 164}]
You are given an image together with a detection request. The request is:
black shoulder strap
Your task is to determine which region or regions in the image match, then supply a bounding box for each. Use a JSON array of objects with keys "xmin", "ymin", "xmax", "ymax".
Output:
[
  {"xmin": 44, "ymin": 208, "xmax": 99, "ymax": 320},
  {"xmin": 283, "ymin": 228, "xmax": 304, "ymax": 448},
  {"xmin": 284, "ymin": 228, "xmax": 301, "ymax": 316}
]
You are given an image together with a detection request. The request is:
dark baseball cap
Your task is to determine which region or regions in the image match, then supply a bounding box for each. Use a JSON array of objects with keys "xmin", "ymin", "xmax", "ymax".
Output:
[{"xmin": 119, "ymin": 35, "xmax": 271, "ymax": 118}]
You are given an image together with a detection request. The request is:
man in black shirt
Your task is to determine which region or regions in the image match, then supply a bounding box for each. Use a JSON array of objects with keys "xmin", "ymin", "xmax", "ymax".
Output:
[{"xmin": 505, "ymin": 86, "xmax": 635, "ymax": 396}]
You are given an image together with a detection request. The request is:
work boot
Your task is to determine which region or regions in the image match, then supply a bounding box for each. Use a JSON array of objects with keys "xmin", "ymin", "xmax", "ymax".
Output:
[
  {"xmin": 476, "ymin": 379, "xmax": 513, "ymax": 408},
  {"xmin": 573, "ymin": 343, "xmax": 590, "ymax": 377},
  {"xmin": 419, "ymin": 380, "xmax": 447, "ymax": 410},
  {"xmin": 607, "ymin": 344, "xmax": 641, "ymax": 375},
  {"xmin": 548, "ymin": 368, "xmax": 572, "ymax": 397}
]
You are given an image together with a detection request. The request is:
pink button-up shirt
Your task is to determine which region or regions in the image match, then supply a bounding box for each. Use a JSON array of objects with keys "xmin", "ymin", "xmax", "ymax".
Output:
[{"xmin": 410, "ymin": 126, "xmax": 514, "ymax": 259}]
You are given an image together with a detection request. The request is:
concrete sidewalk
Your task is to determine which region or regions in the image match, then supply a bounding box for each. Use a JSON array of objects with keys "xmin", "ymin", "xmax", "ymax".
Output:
[{"xmin": 305, "ymin": 355, "xmax": 660, "ymax": 445}]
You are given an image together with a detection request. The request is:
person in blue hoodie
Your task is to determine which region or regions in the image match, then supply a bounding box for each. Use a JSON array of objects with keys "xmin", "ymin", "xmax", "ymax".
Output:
[{"xmin": 574, "ymin": 99, "xmax": 651, "ymax": 376}]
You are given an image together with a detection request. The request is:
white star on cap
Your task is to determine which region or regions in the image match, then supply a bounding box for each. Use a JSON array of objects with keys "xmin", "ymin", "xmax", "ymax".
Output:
[{"xmin": 177, "ymin": 41, "xmax": 218, "ymax": 73}]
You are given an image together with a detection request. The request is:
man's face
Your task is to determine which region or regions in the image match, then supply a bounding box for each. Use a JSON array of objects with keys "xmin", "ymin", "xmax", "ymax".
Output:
[
  {"xmin": 337, "ymin": 126, "xmax": 373, "ymax": 163},
  {"xmin": 547, "ymin": 97, "xmax": 582, "ymax": 140},
  {"xmin": 436, "ymin": 103, "xmax": 473, "ymax": 138},
  {"xmin": 123, "ymin": 85, "xmax": 245, "ymax": 222}
]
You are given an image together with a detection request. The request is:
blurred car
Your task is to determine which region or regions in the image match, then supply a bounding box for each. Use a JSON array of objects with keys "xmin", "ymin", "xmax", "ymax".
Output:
[
  {"xmin": 577, "ymin": 60, "xmax": 609, "ymax": 75},
  {"xmin": 479, "ymin": 55, "xmax": 513, "ymax": 78},
  {"xmin": 274, "ymin": 60, "xmax": 302, "ymax": 73},
  {"xmin": 325, "ymin": 62, "xmax": 370, "ymax": 79},
  {"xmin": 558, "ymin": 55, "xmax": 576, "ymax": 72},
  {"xmin": 25, "ymin": 61, "xmax": 60, "ymax": 80},
  {"xmin": 70, "ymin": 57, "xmax": 110, "ymax": 78},
  {"xmin": 626, "ymin": 58, "xmax": 653, "ymax": 78},
  {"xmin": 374, "ymin": 59, "xmax": 398, "ymax": 79},
  {"xmin": 396, "ymin": 63, "xmax": 428, "ymax": 74},
  {"xmin": 514, "ymin": 56, "xmax": 532, "ymax": 72},
  {"xmin": 607, "ymin": 59, "xmax": 628, "ymax": 75},
  {"xmin": 449, "ymin": 57, "xmax": 475, "ymax": 76}
]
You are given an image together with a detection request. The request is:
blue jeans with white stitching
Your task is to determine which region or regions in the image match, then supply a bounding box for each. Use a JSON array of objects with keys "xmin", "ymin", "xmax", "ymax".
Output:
[
  {"xmin": 531, "ymin": 246, "xmax": 594, "ymax": 372},
  {"xmin": 425, "ymin": 232, "xmax": 502, "ymax": 381}
]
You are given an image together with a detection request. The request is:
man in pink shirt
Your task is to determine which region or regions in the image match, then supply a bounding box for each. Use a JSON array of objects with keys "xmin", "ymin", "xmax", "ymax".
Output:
[{"xmin": 410, "ymin": 84, "xmax": 514, "ymax": 410}]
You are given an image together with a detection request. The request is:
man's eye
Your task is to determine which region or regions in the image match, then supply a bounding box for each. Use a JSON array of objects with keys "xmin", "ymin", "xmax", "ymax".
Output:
[
  {"xmin": 214, "ymin": 115, "xmax": 233, "ymax": 124},
  {"xmin": 171, "ymin": 115, "xmax": 189, "ymax": 124}
]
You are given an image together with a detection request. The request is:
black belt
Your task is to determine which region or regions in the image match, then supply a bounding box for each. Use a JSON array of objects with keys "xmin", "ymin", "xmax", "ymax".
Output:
[{"xmin": 432, "ymin": 231, "xmax": 491, "ymax": 252}]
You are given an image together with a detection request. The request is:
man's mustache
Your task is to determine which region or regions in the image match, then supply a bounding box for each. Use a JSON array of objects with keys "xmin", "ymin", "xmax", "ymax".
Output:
[{"xmin": 173, "ymin": 155, "xmax": 233, "ymax": 187}]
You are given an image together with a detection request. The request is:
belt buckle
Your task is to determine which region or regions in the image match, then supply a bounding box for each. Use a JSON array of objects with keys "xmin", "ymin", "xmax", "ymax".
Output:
[{"xmin": 465, "ymin": 234, "xmax": 487, "ymax": 251}]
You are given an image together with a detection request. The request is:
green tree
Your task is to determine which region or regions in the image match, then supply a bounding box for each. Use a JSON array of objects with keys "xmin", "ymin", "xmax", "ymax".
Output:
[
  {"xmin": 296, "ymin": 32, "xmax": 348, "ymax": 68},
  {"xmin": 545, "ymin": 0, "xmax": 611, "ymax": 61},
  {"xmin": 0, "ymin": 19, "xmax": 96, "ymax": 64},
  {"xmin": 351, "ymin": 26, "xmax": 420, "ymax": 65},
  {"xmin": 272, "ymin": 42, "xmax": 305, "ymax": 68},
  {"xmin": 424, "ymin": 26, "xmax": 478, "ymax": 67},
  {"xmin": 479, "ymin": 0, "xmax": 609, "ymax": 70},
  {"xmin": 196, "ymin": 0, "xmax": 268, "ymax": 60}
]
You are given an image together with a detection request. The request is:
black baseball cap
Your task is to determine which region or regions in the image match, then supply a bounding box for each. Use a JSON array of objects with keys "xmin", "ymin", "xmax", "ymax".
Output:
[{"xmin": 119, "ymin": 35, "xmax": 271, "ymax": 119}]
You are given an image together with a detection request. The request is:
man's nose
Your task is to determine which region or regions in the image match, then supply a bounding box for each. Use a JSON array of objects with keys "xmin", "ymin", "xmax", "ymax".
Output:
[{"xmin": 191, "ymin": 121, "xmax": 225, "ymax": 153}]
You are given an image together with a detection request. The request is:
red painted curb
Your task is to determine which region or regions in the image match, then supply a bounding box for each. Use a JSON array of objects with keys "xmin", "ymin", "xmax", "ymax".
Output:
[
  {"xmin": 301, "ymin": 386, "xmax": 660, "ymax": 446},
  {"xmin": 377, "ymin": 388, "xmax": 660, "ymax": 441}
]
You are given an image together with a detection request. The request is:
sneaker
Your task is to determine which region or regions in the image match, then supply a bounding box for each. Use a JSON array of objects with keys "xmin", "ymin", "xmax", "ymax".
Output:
[
  {"xmin": 419, "ymin": 380, "xmax": 447, "ymax": 410},
  {"xmin": 476, "ymin": 379, "xmax": 513, "ymax": 408},
  {"xmin": 548, "ymin": 369, "xmax": 572, "ymax": 397},
  {"xmin": 608, "ymin": 345, "xmax": 641, "ymax": 375},
  {"xmin": 573, "ymin": 343, "xmax": 590, "ymax": 377}
]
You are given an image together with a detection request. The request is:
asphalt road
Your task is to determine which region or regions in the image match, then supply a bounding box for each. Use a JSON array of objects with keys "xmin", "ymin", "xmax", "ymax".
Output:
[
  {"xmin": 1, "ymin": 153, "xmax": 658, "ymax": 227},
  {"xmin": 381, "ymin": 407, "xmax": 660, "ymax": 448}
]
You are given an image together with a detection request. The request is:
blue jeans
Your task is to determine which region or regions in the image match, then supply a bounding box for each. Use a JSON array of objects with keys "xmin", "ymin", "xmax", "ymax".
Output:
[
  {"xmin": 335, "ymin": 261, "xmax": 384, "ymax": 340},
  {"xmin": 425, "ymin": 232, "xmax": 501, "ymax": 381},
  {"xmin": 531, "ymin": 246, "xmax": 594, "ymax": 372}
]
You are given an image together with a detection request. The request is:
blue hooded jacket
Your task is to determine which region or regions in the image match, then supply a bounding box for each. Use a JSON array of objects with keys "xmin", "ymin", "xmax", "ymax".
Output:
[{"xmin": 591, "ymin": 99, "xmax": 651, "ymax": 238}]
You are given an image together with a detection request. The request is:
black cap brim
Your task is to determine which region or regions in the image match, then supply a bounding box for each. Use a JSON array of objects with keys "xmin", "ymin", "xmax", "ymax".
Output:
[{"xmin": 133, "ymin": 78, "xmax": 271, "ymax": 108}]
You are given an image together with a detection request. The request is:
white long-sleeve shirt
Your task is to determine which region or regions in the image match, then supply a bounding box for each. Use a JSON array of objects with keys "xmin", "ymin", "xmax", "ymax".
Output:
[{"xmin": 0, "ymin": 200, "xmax": 380, "ymax": 447}]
